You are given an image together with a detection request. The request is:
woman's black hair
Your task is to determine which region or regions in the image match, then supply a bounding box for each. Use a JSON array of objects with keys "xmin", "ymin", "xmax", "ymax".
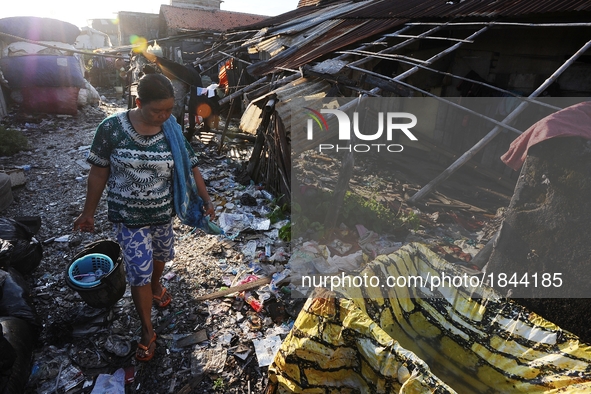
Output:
[{"xmin": 137, "ymin": 73, "xmax": 174, "ymax": 105}]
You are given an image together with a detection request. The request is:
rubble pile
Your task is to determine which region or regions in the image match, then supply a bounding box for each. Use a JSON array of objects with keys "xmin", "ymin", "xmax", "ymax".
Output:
[
  {"xmin": 0, "ymin": 92, "xmax": 301, "ymax": 394},
  {"xmin": 0, "ymin": 90, "xmax": 510, "ymax": 394}
]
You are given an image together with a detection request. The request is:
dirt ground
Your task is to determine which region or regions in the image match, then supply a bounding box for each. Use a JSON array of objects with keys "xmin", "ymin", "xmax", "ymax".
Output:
[
  {"xmin": 1, "ymin": 90, "xmax": 298, "ymax": 393},
  {"xmin": 2, "ymin": 89, "xmax": 589, "ymax": 394}
]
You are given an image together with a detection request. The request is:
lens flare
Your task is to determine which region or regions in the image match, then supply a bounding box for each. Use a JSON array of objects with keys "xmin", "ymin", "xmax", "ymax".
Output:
[
  {"xmin": 130, "ymin": 35, "xmax": 148, "ymax": 54},
  {"xmin": 196, "ymin": 103, "xmax": 212, "ymax": 118}
]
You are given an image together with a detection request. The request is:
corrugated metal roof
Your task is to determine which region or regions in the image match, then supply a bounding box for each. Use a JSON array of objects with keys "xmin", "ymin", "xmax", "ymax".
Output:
[
  {"xmin": 240, "ymin": 77, "xmax": 331, "ymax": 135},
  {"xmin": 247, "ymin": 18, "xmax": 403, "ymax": 76},
  {"xmin": 334, "ymin": 0, "xmax": 591, "ymax": 20},
  {"xmin": 297, "ymin": 0, "xmax": 344, "ymax": 7},
  {"xmin": 268, "ymin": 1, "xmax": 364, "ymax": 36},
  {"xmin": 243, "ymin": 0, "xmax": 591, "ymax": 76},
  {"xmin": 247, "ymin": 19, "xmax": 344, "ymax": 61}
]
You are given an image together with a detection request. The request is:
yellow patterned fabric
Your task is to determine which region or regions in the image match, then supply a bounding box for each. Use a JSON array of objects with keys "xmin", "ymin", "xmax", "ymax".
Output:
[{"xmin": 267, "ymin": 243, "xmax": 591, "ymax": 393}]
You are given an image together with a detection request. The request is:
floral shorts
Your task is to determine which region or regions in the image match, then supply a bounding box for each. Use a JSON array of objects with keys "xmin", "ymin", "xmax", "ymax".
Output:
[{"xmin": 114, "ymin": 222, "xmax": 175, "ymax": 287}]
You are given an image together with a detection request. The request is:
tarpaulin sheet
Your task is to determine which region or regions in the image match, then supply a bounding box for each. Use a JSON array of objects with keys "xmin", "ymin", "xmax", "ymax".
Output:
[
  {"xmin": 501, "ymin": 101, "xmax": 591, "ymax": 171},
  {"xmin": 0, "ymin": 16, "xmax": 80, "ymax": 44},
  {"xmin": 20, "ymin": 87, "xmax": 79, "ymax": 116},
  {"xmin": 0, "ymin": 55, "xmax": 86, "ymax": 89},
  {"xmin": 268, "ymin": 243, "xmax": 591, "ymax": 393}
]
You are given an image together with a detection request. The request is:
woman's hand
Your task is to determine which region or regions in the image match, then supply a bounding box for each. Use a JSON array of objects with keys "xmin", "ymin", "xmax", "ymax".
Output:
[
  {"xmin": 74, "ymin": 214, "xmax": 95, "ymax": 232},
  {"xmin": 192, "ymin": 166, "xmax": 215, "ymax": 220},
  {"xmin": 74, "ymin": 164, "xmax": 109, "ymax": 233},
  {"xmin": 203, "ymin": 201, "xmax": 215, "ymax": 220}
]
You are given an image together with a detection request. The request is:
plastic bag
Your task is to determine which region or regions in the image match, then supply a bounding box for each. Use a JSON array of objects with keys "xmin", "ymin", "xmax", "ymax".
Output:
[
  {"xmin": 205, "ymin": 217, "xmax": 224, "ymax": 235},
  {"xmin": 0, "ymin": 217, "xmax": 43, "ymax": 275},
  {"xmin": 90, "ymin": 368, "xmax": 125, "ymax": 394},
  {"xmin": 0, "ymin": 268, "xmax": 41, "ymax": 329},
  {"xmin": 0, "ymin": 325, "xmax": 16, "ymax": 371},
  {"xmin": 0, "ymin": 317, "xmax": 35, "ymax": 394}
]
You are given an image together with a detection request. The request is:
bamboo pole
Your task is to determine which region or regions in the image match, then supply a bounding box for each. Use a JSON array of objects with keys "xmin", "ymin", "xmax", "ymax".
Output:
[
  {"xmin": 408, "ymin": 38, "xmax": 591, "ymax": 203},
  {"xmin": 218, "ymin": 76, "xmax": 270, "ymax": 106},
  {"xmin": 218, "ymin": 50, "xmax": 252, "ymax": 65},
  {"xmin": 347, "ymin": 64, "xmax": 524, "ymax": 135},
  {"xmin": 218, "ymin": 68, "xmax": 245, "ymax": 153},
  {"xmin": 345, "ymin": 25, "xmax": 445, "ymax": 67},
  {"xmin": 385, "ymin": 34, "xmax": 474, "ymax": 43},
  {"xmin": 0, "ymin": 31, "xmax": 127, "ymax": 58},
  {"xmin": 394, "ymin": 25, "xmax": 491, "ymax": 81},
  {"xmin": 336, "ymin": 25, "xmax": 486, "ymax": 114},
  {"xmin": 340, "ymin": 50, "xmax": 562, "ymax": 112},
  {"xmin": 347, "ymin": 50, "xmax": 430, "ymax": 64}
]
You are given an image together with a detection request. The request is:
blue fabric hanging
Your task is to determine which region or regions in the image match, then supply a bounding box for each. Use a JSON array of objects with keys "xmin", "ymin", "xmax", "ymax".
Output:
[{"xmin": 162, "ymin": 116, "xmax": 206, "ymax": 229}]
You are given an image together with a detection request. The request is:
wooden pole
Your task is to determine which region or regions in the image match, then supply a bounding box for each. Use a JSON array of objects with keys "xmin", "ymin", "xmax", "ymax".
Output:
[
  {"xmin": 347, "ymin": 64, "xmax": 524, "ymax": 135},
  {"xmin": 218, "ymin": 68, "xmax": 245, "ymax": 154},
  {"xmin": 0, "ymin": 31, "xmax": 127, "ymax": 58},
  {"xmin": 394, "ymin": 25, "xmax": 491, "ymax": 81},
  {"xmin": 408, "ymin": 38, "xmax": 591, "ymax": 203},
  {"xmin": 341, "ymin": 51, "xmax": 562, "ymax": 112},
  {"xmin": 218, "ymin": 76, "xmax": 270, "ymax": 106}
]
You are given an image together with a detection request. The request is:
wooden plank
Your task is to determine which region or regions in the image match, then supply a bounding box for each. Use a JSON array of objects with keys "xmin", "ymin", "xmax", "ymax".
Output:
[
  {"xmin": 176, "ymin": 330, "xmax": 208, "ymax": 348},
  {"xmin": 194, "ymin": 277, "xmax": 271, "ymax": 301}
]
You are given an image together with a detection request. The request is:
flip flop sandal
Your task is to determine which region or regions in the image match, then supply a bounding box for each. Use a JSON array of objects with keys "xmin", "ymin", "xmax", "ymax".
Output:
[
  {"xmin": 153, "ymin": 287, "xmax": 172, "ymax": 308},
  {"xmin": 136, "ymin": 332, "xmax": 157, "ymax": 362}
]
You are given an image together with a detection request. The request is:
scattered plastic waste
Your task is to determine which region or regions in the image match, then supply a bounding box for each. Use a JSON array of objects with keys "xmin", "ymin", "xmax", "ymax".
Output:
[
  {"xmin": 252, "ymin": 335, "xmax": 282, "ymax": 367},
  {"xmin": 241, "ymin": 240, "xmax": 258, "ymax": 260},
  {"xmin": 244, "ymin": 292, "xmax": 263, "ymax": 312},
  {"xmin": 219, "ymin": 213, "xmax": 271, "ymax": 235},
  {"xmin": 54, "ymin": 235, "xmax": 71, "ymax": 243},
  {"xmin": 269, "ymin": 269, "xmax": 290, "ymax": 293},
  {"xmin": 103, "ymin": 335, "xmax": 132, "ymax": 357},
  {"xmin": 260, "ymin": 190, "xmax": 274, "ymax": 201},
  {"xmin": 90, "ymin": 368, "xmax": 125, "ymax": 394}
]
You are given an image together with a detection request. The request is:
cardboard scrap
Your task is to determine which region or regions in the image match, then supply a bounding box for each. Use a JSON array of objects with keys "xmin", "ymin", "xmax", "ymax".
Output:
[{"xmin": 176, "ymin": 330, "xmax": 208, "ymax": 348}]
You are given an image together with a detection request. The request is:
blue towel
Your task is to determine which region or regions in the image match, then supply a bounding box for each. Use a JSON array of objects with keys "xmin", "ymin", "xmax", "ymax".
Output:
[{"xmin": 162, "ymin": 116, "xmax": 206, "ymax": 228}]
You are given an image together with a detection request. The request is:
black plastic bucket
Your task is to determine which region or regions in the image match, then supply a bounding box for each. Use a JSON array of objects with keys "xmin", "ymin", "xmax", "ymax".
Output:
[{"xmin": 65, "ymin": 240, "xmax": 126, "ymax": 309}]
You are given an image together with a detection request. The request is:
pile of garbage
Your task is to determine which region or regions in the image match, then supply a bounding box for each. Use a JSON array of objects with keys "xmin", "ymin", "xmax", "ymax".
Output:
[
  {"xmin": 0, "ymin": 89, "xmax": 514, "ymax": 393},
  {"xmin": 0, "ymin": 91, "xmax": 306, "ymax": 393}
]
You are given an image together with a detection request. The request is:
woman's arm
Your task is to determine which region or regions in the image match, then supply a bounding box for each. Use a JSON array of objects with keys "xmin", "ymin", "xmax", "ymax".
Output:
[
  {"xmin": 73, "ymin": 165, "xmax": 110, "ymax": 232},
  {"xmin": 192, "ymin": 166, "xmax": 215, "ymax": 219}
]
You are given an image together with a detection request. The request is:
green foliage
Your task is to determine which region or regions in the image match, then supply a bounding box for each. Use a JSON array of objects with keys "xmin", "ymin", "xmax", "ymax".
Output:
[
  {"xmin": 399, "ymin": 210, "xmax": 420, "ymax": 231},
  {"xmin": 340, "ymin": 192, "xmax": 399, "ymax": 233},
  {"xmin": 292, "ymin": 188, "xmax": 415, "ymax": 238},
  {"xmin": 266, "ymin": 194, "xmax": 289, "ymax": 224},
  {"xmin": 0, "ymin": 127, "xmax": 28, "ymax": 156},
  {"xmin": 279, "ymin": 222, "xmax": 291, "ymax": 241},
  {"xmin": 213, "ymin": 377, "xmax": 224, "ymax": 390}
]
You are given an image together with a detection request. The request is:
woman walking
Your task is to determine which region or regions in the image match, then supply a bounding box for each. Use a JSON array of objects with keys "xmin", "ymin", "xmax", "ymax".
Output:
[{"xmin": 74, "ymin": 73, "xmax": 214, "ymax": 361}]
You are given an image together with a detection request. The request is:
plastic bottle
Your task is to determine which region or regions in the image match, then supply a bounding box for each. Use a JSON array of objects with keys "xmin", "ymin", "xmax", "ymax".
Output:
[
  {"xmin": 261, "ymin": 190, "xmax": 274, "ymax": 201},
  {"xmin": 244, "ymin": 292, "xmax": 263, "ymax": 312}
]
